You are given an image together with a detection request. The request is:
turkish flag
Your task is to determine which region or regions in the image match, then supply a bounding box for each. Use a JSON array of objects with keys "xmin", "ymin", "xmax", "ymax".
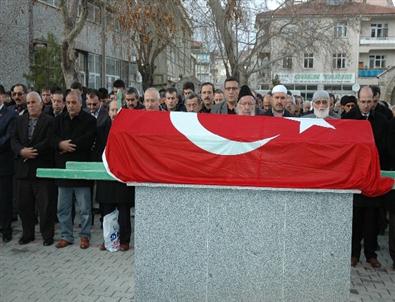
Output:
[{"xmin": 103, "ymin": 110, "xmax": 393, "ymax": 197}]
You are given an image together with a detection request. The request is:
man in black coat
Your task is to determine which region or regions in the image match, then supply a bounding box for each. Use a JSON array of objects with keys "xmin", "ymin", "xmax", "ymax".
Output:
[
  {"xmin": 262, "ymin": 85, "xmax": 294, "ymax": 117},
  {"xmin": 85, "ymin": 89, "xmax": 111, "ymax": 161},
  {"xmin": 11, "ymin": 92, "xmax": 55, "ymax": 246},
  {"xmin": 372, "ymin": 85, "xmax": 393, "ymax": 121},
  {"xmin": 343, "ymin": 85, "xmax": 389, "ymax": 268},
  {"xmin": 0, "ymin": 87, "xmax": 16, "ymax": 242},
  {"xmin": 54, "ymin": 91, "xmax": 96, "ymax": 249}
]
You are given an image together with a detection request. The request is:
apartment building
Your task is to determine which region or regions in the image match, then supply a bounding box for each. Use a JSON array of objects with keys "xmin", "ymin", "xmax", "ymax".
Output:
[{"xmin": 254, "ymin": 0, "xmax": 395, "ymax": 103}]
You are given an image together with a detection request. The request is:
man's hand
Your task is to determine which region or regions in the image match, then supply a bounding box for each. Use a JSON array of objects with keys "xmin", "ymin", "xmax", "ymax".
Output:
[
  {"xmin": 20, "ymin": 147, "xmax": 38, "ymax": 159},
  {"xmin": 59, "ymin": 139, "xmax": 76, "ymax": 153}
]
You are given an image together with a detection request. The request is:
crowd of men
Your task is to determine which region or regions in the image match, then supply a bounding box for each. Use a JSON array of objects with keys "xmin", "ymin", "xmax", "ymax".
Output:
[{"xmin": 1, "ymin": 77, "xmax": 395, "ymax": 269}]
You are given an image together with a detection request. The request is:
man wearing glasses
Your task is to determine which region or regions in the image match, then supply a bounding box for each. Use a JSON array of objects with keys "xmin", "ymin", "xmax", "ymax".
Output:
[
  {"xmin": 211, "ymin": 77, "xmax": 240, "ymax": 115},
  {"xmin": 10, "ymin": 84, "xmax": 27, "ymax": 116},
  {"xmin": 303, "ymin": 90, "xmax": 337, "ymax": 119}
]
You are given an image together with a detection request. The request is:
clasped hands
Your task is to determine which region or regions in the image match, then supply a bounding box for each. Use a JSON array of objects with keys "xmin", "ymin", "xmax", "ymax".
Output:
[{"xmin": 59, "ymin": 139, "xmax": 76, "ymax": 154}]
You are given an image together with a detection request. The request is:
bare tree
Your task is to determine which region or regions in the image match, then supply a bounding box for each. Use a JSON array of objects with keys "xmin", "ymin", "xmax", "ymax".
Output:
[
  {"xmin": 115, "ymin": 0, "xmax": 187, "ymax": 90},
  {"xmin": 59, "ymin": 0, "xmax": 88, "ymax": 87},
  {"xmin": 191, "ymin": 0, "xmax": 350, "ymax": 85}
]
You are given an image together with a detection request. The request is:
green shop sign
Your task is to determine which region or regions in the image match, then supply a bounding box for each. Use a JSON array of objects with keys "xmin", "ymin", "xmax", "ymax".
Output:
[{"xmin": 277, "ymin": 73, "xmax": 355, "ymax": 84}]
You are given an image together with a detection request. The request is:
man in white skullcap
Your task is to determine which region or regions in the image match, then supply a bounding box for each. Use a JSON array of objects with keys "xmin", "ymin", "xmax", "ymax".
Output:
[
  {"xmin": 303, "ymin": 90, "xmax": 338, "ymax": 119},
  {"xmin": 263, "ymin": 85, "xmax": 294, "ymax": 117}
]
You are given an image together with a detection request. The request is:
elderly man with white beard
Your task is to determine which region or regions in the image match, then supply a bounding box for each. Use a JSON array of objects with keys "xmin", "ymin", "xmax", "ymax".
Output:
[
  {"xmin": 236, "ymin": 85, "xmax": 263, "ymax": 116},
  {"xmin": 303, "ymin": 90, "xmax": 338, "ymax": 119}
]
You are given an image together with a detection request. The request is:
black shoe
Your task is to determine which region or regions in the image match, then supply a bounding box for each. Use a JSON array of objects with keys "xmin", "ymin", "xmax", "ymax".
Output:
[
  {"xmin": 43, "ymin": 238, "xmax": 54, "ymax": 246},
  {"xmin": 3, "ymin": 234, "xmax": 12, "ymax": 243},
  {"xmin": 18, "ymin": 237, "xmax": 34, "ymax": 245}
]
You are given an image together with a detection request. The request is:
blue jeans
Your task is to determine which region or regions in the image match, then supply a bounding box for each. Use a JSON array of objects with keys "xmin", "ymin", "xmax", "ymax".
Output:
[{"xmin": 57, "ymin": 187, "xmax": 92, "ymax": 243}]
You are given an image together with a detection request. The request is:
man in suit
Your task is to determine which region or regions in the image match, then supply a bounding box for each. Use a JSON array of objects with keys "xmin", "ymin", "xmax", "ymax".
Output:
[
  {"xmin": 263, "ymin": 85, "xmax": 293, "ymax": 117},
  {"xmin": 85, "ymin": 89, "xmax": 111, "ymax": 161},
  {"xmin": 54, "ymin": 91, "xmax": 96, "ymax": 249},
  {"xmin": 11, "ymin": 92, "xmax": 55, "ymax": 246},
  {"xmin": 0, "ymin": 86, "xmax": 16, "ymax": 242},
  {"xmin": 10, "ymin": 84, "xmax": 27, "ymax": 116},
  {"xmin": 49, "ymin": 89, "xmax": 66, "ymax": 118},
  {"xmin": 211, "ymin": 77, "xmax": 240, "ymax": 115},
  {"xmin": 372, "ymin": 85, "xmax": 392, "ymax": 120},
  {"xmin": 343, "ymin": 86, "xmax": 389, "ymax": 268}
]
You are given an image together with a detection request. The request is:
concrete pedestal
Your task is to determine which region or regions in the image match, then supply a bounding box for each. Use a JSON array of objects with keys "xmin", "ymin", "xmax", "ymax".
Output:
[{"xmin": 134, "ymin": 185, "xmax": 354, "ymax": 302}]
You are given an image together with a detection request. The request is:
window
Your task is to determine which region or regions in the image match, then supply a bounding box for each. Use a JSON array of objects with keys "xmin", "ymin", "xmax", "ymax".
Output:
[
  {"xmin": 369, "ymin": 55, "xmax": 386, "ymax": 68},
  {"xmin": 88, "ymin": 53, "xmax": 101, "ymax": 88},
  {"xmin": 128, "ymin": 63, "xmax": 139, "ymax": 87},
  {"xmin": 282, "ymin": 57, "xmax": 292, "ymax": 69},
  {"xmin": 334, "ymin": 22, "xmax": 347, "ymax": 38},
  {"xmin": 371, "ymin": 24, "xmax": 388, "ymax": 38},
  {"xmin": 87, "ymin": 3, "xmax": 101, "ymax": 24},
  {"xmin": 105, "ymin": 57, "xmax": 121, "ymax": 90},
  {"xmin": 332, "ymin": 53, "xmax": 346, "ymax": 69},
  {"xmin": 39, "ymin": 0, "xmax": 61, "ymax": 7},
  {"xmin": 77, "ymin": 53, "xmax": 87, "ymax": 86},
  {"xmin": 324, "ymin": 85, "xmax": 342, "ymax": 91},
  {"xmin": 304, "ymin": 53, "xmax": 314, "ymax": 69}
]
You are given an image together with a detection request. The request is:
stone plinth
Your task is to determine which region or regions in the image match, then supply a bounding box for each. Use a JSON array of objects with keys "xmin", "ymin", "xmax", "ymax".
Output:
[{"xmin": 133, "ymin": 185, "xmax": 354, "ymax": 302}]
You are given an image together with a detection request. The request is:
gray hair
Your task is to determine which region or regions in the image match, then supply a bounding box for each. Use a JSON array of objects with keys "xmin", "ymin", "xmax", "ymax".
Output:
[
  {"xmin": 26, "ymin": 91, "xmax": 42, "ymax": 103},
  {"xmin": 144, "ymin": 87, "xmax": 160, "ymax": 101},
  {"xmin": 66, "ymin": 90, "xmax": 82, "ymax": 103},
  {"xmin": 312, "ymin": 90, "xmax": 330, "ymax": 102}
]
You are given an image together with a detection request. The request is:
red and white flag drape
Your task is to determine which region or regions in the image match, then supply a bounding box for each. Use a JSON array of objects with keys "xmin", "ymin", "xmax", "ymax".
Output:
[{"xmin": 103, "ymin": 110, "xmax": 393, "ymax": 197}]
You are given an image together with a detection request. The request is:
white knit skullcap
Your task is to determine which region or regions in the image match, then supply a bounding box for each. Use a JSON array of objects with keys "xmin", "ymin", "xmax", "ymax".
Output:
[{"xmin": 272, "ymin": 85, "xmax": 287, "ymax": 94}]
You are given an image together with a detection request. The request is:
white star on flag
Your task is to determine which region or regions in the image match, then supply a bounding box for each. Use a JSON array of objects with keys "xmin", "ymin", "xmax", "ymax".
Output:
[{"xmin": 285, "ymin": 117, "xmax": 336, "ymax": 134}]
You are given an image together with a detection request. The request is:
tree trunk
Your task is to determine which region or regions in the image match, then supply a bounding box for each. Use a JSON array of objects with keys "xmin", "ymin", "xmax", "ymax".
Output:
[
  {"xmin": 60, "ymin": 0, "xmax": 88, "ymax": 88},
  {"xmin": 239, "ymin": 70, "xmax": 249, "ymax": 86},
  {"xmin": 61, "ymin": 40, "xmax": 79, "ymax": 87},
  {"xmin": 139, "ymin": 64, "xmax": 155, "ymax": 91}
]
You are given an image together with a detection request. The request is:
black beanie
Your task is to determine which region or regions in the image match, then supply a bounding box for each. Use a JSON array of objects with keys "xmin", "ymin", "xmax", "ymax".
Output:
[{"xmin": 238, "ymin": 85, "xmax": 253, "ymax": 101}]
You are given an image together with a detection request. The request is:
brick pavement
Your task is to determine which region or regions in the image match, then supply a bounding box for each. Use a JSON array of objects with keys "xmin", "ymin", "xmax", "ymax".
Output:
[
  {"xmin": 350, "ymin": 232, "xmax": 395, "ymax": 302},
  {"xmin": 2, "ymin": 215, "xmax": 395, "ymax": 302},
  {"xmin": 0, "ymin": 215, "xmax": 135, "ymax": 302}
]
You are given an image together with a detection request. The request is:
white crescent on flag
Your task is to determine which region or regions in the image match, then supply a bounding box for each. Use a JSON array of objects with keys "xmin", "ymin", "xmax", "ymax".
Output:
[{"xmin": 169, "ymin": 112, "xmax": 279, "ymax": 156}]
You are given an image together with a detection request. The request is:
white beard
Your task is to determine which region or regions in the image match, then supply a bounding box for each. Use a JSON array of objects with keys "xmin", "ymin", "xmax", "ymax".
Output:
[{"xmin": 314, "ymin": 107, "xmax": 330, "ymax": 118}]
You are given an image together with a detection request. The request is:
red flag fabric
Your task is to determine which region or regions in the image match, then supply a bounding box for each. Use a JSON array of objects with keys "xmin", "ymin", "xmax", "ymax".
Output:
[{"xmin": 103, "ymin": 110, "xmax": 393, "ymax": 197}]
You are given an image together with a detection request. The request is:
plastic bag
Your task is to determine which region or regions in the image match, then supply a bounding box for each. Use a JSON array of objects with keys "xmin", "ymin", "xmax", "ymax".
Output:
[{"xmin": 103, "ymin": 209, "xmax": 120, "ymax": 252}]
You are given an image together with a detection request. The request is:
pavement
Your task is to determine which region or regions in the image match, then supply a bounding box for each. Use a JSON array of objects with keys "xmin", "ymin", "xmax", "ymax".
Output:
[
  {"xmin": 0, "ymin": 214, "xmax": 135, "ymax": 302},
  {"xmin": 2, "ymin": 214, "xmax": 395, "ymax": 302}
]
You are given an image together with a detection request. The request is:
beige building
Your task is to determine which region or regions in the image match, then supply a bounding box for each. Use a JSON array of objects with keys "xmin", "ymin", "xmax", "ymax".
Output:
[{"xmin": 254, "ymin": 0, "xmax": 395, "ymax": 103}]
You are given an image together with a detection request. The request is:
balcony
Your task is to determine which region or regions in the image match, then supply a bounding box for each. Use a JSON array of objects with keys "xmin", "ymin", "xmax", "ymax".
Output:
[
  {"xmin": 360, "ymin": 36, "xmax": 395, "ymax": 45},
  {"xmin": 358, "ymin": 69, "xmax": 384, "ymax": 78}
]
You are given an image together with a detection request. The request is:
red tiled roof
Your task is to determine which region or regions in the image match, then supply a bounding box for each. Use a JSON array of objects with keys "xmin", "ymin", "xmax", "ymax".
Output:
[{"xmin": 257, "ymin": 1, "xmax": 395, "ymax": 18}]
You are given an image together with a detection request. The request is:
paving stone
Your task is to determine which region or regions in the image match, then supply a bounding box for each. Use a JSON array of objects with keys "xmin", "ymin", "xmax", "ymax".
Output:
[{"xmin": 3, "ymin": 213, "xmax": 395, "ymax": 301}]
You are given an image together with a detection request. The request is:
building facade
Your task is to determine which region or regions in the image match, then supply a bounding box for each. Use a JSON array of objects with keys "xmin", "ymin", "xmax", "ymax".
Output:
[
  {"xmin": 254, "ymin": 0, "xmax": 395, "ymax": 103},
  {"xmin": 190, "ymin": 41, "xmax": 213, "ymax": 84},
  {"xmin": 151, "ymin": 4, "xmax": 195, "ymax": 88},
  {"xmin": 0, "ymin": 0, "xmax": 194, "ymax": 93}
]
